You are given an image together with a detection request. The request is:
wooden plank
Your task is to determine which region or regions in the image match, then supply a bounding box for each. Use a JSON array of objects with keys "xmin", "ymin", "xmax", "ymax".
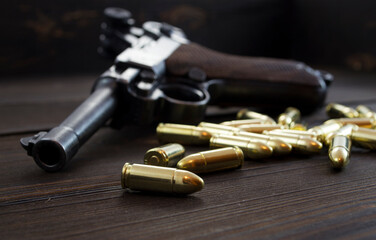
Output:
[{"xmin": 1, "ymin": 70, "xmax": 376, "ymax": 239}]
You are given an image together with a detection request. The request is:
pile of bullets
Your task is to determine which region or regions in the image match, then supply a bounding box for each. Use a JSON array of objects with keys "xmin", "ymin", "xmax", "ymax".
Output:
[{"xmin": 121, "ymin": 104, "xmax": 376, "ymax": 195}]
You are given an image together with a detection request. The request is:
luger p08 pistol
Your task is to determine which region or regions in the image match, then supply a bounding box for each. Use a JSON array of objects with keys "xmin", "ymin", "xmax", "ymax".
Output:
[{"xmin": 21, "ymin": 8, "xmax": 332, "ymax": 172}]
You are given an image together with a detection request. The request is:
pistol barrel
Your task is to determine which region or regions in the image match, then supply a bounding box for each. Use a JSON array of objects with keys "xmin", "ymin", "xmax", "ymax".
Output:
[{"xmin": 21, "ymin": 80, "xmax": 117, "ymax": 172}]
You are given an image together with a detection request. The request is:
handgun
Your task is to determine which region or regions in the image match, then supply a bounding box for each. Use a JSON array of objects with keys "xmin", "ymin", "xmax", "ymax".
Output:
[{"xmin": 20, "ymin": 7, "xmax": 332, "ymax": 172}]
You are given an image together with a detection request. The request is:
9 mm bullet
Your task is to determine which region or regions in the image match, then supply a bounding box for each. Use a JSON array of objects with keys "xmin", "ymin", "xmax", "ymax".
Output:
[
  {"xmin": 210, "ymin": 135, "xmax": 273, "ymax": 159},
  {"xmin": 156, "ymin": 123, "xmax": 212, "ymax": 145},
  {"xmin": 144, "ymin": 143, "xmax": 185, "ymax": 167},
  {"xmin": 278, "ymin": 107, "xmax": 301, "ymax": 128},
  {"xmin": 236, "ymin": 109, "xmax": 276, "ymax": 124},
  {"xmin": 177, "ymin": 147, "xmax": 244, "ymax": 173},
  {"xmin": 351, "ymin": 126, "xmax": 376, "ymax": 150},
  {"xmin": 121, "ymin": 163, "xmax": 204, "ymax": 195},
  {"xmin": 356, "ymin": 105, "xmax": 376, "ymax": 121},
  {"xmin": 263, "ymin": 131, "xmax": 323, "ymax": 153},
  {"xmin": 326, "ymin": 103, "xmax": 359, "ymax": 118},
  {"xmin": 328, "ymin": 125, "xmax": 354, "ymax": 169}
]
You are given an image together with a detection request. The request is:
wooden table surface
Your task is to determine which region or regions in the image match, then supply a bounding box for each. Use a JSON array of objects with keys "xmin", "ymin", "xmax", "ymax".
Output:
[{"xmin": 1, "ymin": 69, "xmax": 376, "ymax": 239}]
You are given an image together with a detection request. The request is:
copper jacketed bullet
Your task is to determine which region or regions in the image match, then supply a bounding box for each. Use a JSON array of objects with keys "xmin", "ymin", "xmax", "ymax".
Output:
[
  {"xmin": 356, "ymin": 105, "xmax": 376, "ymax": 121},
  {"xmin": 144, "ymin": 143, "xmax": 185, "ymax": 167},
  {"xmin": 324, "ymin": 118, "xmax": 375, "ymax": 129},
  {"xmin": 308, "ymin": 122, "xmax": 343, "ymax": 142},
  {"xmin": 329, "ymin": 134, "xmax": 351, "ymax": 169},
  {"xmin": 210, "ymin": 135, "xmax": 273, "ymax": 159},
  {"xmin": 121, "ymin": 163, "xmax": 204, "ymax": 195},
  {"xmin": 236, "ymin": 109, "xmax": 276, "ymax": 124},
  {"xmin": 278, "ymin": 107, "xmax": 301, "ymax": 127},
  {"xmin": 156, "ymin": 123, "xmax": 212, "ymax": 145},
  {"xmin": 263, "ymin": 131, "xmax": 322, "ymax": 153},
  {"xmin": 177, "ymin": 147, "xmax": 244, "ymax": 173},
  {"xmin": 326, "ymin": 103, "xmax": 359, "ymax": 118},
  {"xmin": 351, "ymin": 126, "xmax": 376, "ymax": 150}
]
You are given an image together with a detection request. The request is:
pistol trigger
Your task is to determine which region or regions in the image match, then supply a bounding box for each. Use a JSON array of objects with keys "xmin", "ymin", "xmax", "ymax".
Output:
[{"xmin": 20, "ymin": 132, "xmax": 47, "ymax": 156}]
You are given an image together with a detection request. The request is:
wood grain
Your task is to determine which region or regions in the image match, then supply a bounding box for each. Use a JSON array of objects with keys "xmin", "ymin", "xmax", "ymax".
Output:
[{"xmin": 1, "ymin": 70, "xmax": 376, "ymax": 239}]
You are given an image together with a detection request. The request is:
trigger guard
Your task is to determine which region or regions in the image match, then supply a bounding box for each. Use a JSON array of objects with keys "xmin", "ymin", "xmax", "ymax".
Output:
[{"xmin": 158, "ymin": 83, "xmax": 210, "ymax": 124}]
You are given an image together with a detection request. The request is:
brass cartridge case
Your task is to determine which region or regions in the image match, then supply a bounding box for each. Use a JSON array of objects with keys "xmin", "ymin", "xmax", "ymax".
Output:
[
  {"xmin": 177, "ymin": 147, "xmax": 244, "ymax": 173},
  {"xmin": 198, "ymin": 122, "xmax": 240, "ymax": 135},
  {"xmin": 326, "ymin": 103, "xmax": 359, "ymax": 118},
  {"xmin": 210, "ymin": 135, "xmax": 273, "ymax": 159},
  {"xmin": 238, "ymin": 124, "xmax": 283, "ymax": 133},
  {"xmin": 234, "ymin": 131, "xmax": 292, "ymax": 155},
  {"xmin": 324, "ymin": 125, "xmax": 355, "ymax": 146},
  {"xmin": 308, "ymin": 122, "xmax": 343, "ymax": 142},
  {"xmin": 263, "ymin": 131, "xmax": 322, "ymax": 153},
  {"xmin": 156, "ymin": 123, "xmax": 211, "ymax": 145},
  {"xmin": 144, "ymin": 143, "xmax": 185, "ymax": 167},
  {"xmin": 269, "ymin": 129, "xmax": 318, "ymax": 139},
  {"xmin": 356, "ymin": 105, "xmax": 376, "ymax": 120},
  {"xmin": 351, "ymin": 126, "xmax": 376, "ymax": 150},
  {"xmin": 324, "ymin": 118, "xmax": 374, "ymax": 129},
  {"xmin": 121, "ymin": 163, "xmax": 204, "ymax": 195},
  {"xmin": 236, "ymin": 109, "xmax": 276, "ymax": 124},
  {"xmin": 329, "ymin": 135, "xmax": 351, "ymax": 169},
  {"xmin": 278, "ymin": 107, "xmax": 301, "ymax": 127},
  {"xmin": 220, "ymin": 119, "xmax": 271, "ymax": 127}
]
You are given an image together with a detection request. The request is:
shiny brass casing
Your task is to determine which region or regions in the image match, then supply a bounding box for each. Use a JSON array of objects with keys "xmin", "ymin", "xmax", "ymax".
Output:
[
  {"xmin": 263, "ymin": 131, "xmax": 322, "ymax": 153},
  {"xmin": 177, "ymin": 147, "xmax": 244, "ymax": 173},
  {"xmin": 121, "ymin": 163, "xmax": 204, "ymax": 194},
  {"xmin": 269, "ymin": 129, "xmax": 318, "ymax": 139},
  {"xmin": 236, "ymin": 109, "xmax": 276, "ymax": 124},
  {"xmin": 220, "ymin": 119, "xmax": 272, "ymax": 127},
  {"xmin": 308, "ymin": 122, "xmax": 343, "ymax": 142},
  {"xmin": 324, "ymin": 118, "xmax": 374, "ymax": 129},
  {"xmin": 156, "ymin": 123, "xmax": 212, "ymax": 145},
  {"xmin": 210, "ymin": 135, "xmax": 273, "ymax": 159},
  {"xmin": 351, "ymin": 126, "xmax": 376, "ymax": 149},
  {"xmin": 326, "ymin": 103, "xmax": 359, "ymax": 118},
  {"xmin": 324, "ymin": 125, "xmax": 355, "ymax": 146},
  {"xmin": 144, "ymin": 143, "xmax": 185, "ymax": 167},
  {"xmin": 199, "ymin": 122, "xmax": 240, "ymax": 135},
  {"xmin": 356, "ymin": 105, "xmax": 376, "ymax": 121},
  {"xmin": 234, "ymin": 131, "xmax": 292, "ymax": 155},
  {"xmin": 329, "ymin": 135, "xmax": 351, "ymax": 169},
  {"xmin": 238, "ymin": 124, "xmax": 283, "ymax": 133},
  {"xmin": 278, "ymin": 107, "xmax": 301, "ymax": 127}
]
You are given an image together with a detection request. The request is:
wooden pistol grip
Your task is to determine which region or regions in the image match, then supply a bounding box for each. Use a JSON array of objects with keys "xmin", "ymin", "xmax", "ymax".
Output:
[{"xmin": 165, "ymin": 43, "xmax": 328, "ymax": 112}]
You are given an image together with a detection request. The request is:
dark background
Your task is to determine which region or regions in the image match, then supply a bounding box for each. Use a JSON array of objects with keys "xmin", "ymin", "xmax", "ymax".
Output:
[{"xmin": 1, "ymin": 0, "xmax": 375, "ymax": 78}]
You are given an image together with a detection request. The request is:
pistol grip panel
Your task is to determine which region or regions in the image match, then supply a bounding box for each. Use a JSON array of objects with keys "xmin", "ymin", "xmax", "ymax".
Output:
[{"xmin": 165, "ymin": 43, "xmax": 328, "ymax": 112}]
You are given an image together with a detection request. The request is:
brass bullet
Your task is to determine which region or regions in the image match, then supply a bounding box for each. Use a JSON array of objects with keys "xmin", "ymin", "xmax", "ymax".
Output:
[
  {"xmin": 144, "ymin": 143, "xmax": 185, "ymax": 167},
  {"xmin": 238, "ymin": 124, "xmax": 283, "ymax": 133},
  {"xmin": 326, "ymin": 103, "xmax": 359, "ymax": 118},
  {"xmin": 156, "ymin": 123, "xmax": 212, "ymax": 145},
  {"xmin": 121, "ymin": 163, "xmax": 204, "ymax": 195},
  {"xmin": 236, "ymin": 109, "xmax": 276, "ymax": 124},
  {"xmin": 220, "ymin": 119, "xmax": 272, "ymax": 127},
  {"xmin": 235, "ymin": 131, "xmax": 292, "ymax": 155},
  {"xmin": 308, "ymin": 122, "xmax": 343, "ymax": 142},
  {"xmin": 324, "ymin": 118, "xmax": 374, "ymax": 129},
  {"xmin": 324, "ymin": 125, "xmax": 355, "ymax": 146},
  {"xmin": 269, "ymin": 129, "xmax": 318, "ymax": 139},
  {"xmin": 263, "ymin": 131, "xmax": 323, "ymax": 153},
  {"xmin": 199, "ymin": 122, "xmax": 240, "ymax": 135},
  {"xmin": 177, "ymin": 147, "xmax": 244, "ymax": 173},
  {"xmin": 351, "ymin": 125, "xmax": 376, "ymax": 150},
  {"xmin": 356, "ymin": 105, "xmax": 376, "ymax": 121},
  {"xmin": 210, "ymin": 135, "xmax": 273, "ymax": 159},
  {"xmin": 329, "ymin": 135, "xmax": 351, "ymax": 169},
  {"xmin": 278, "ymin": 107, "xmax": 301, "ymax": 127}
]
